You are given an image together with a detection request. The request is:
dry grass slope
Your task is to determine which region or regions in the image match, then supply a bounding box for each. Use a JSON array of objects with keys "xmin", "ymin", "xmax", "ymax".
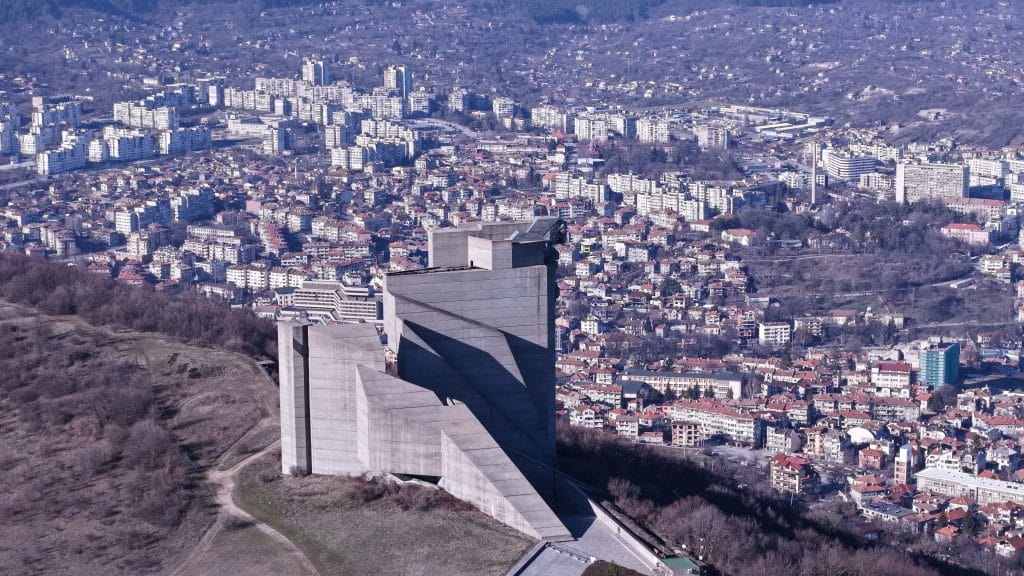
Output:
[
  {"xmin": 234, "ymin": 450, "xmax": 535, "ymax": 576},
  {"xmin": 0, "ymin": 301, "xmax": 277, "ymax": 575},
  {"xmin": 0, "ymin": 297, "xmax": 533, "ymax": 576}
]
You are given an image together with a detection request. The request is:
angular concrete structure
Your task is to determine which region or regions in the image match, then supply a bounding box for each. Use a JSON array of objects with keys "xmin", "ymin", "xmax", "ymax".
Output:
[{"xmin": 279, "ymin": 218, "xmax": 571, "ymax": 540}]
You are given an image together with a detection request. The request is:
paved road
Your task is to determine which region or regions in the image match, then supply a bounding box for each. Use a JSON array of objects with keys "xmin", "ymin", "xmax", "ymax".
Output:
[
  {"xmin": 914, "ymin": 319, "xmax": 1019, "ymax": 329},
  {"xmin": 0, "ymin": 177, "xmax": 47, "ymax": 191},
  {"xmin": 706, "ymin": 445, "xmax": 770, "ymax": 467},
  {"xmin": 755, "ymin": 272, "xmax": 977, "ymax": 299},
  {"xmin": 0, "ymin": 160, "xmax": 32, "ymax": 172},
  {"xmin": 515, "ymin": 514, "xmax": 661, "ymax": 576},
  {"xmin": 743, "ymin": 253, "xmax": 849, "ymax": 264},
  {"xmin": 409, "ymin": 118, "xmax": 481, "ymax": 138}
]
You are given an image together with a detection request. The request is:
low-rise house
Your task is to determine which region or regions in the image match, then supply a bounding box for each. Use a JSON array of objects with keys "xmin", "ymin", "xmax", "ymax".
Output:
[
  {"xmin": 671, "ymin": 420, "xmax": 702, "ymax": 448},
  {"xmin": 861, "ymin": 501, "xmax": 916, "ymax": 524},
  {"xmin": 617, "ymin": 415, "xmax": 640, "ymax": 440},
  {"xmin": 859, "ymin": 448, "xmax": 886, "ymax": 470},
  {"xmin": 770, "ymin": 454, "xmax": 819, "ymax": 495},
  {"xmin": 766, "ymin": 426, "xmax": 803, "ymax": 454},
  {"xmin": 576, "ymin": 384, "xmax": 623, "ymax": 407}
]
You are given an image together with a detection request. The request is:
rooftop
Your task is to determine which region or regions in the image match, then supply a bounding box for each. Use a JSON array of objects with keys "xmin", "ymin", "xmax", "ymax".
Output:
[{"xmin": 917, "ymin": 468, "xmax": 1024, "ymax": 494}]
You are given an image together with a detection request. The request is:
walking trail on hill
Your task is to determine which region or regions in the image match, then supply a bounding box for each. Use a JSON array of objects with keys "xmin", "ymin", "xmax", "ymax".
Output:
[{"xmin": 169, "ymin": 406, "xmax": 318, "ymax": 576}]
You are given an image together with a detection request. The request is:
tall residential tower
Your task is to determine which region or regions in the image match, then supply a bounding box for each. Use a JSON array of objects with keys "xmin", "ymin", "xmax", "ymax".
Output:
[
  {"xmin": 301, "ymin": 57, "xmax": 331, "ymax": 86},
  {"xmin": 384, "ymin": 65, "xmax": 413, "ymax": 98},
  {"xmin": 920, "ymin": 340, "xmax": 960, "ymax": 388}
]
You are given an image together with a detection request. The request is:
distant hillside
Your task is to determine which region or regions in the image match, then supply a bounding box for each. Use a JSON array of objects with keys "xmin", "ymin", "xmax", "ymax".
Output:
[
  {"xmin": 511, "ymin": 0, "xmax": 840, "ymax": 23},
  {"xmin": 732, "ymin": 0, "xmax": 837, "ymax": 5},
  {"xmin": 518, "ymin": 0, "xmax": 667, "ymax": 24},
  {"xmin": 0, "ymin": 0, "xmax": 327, "ymax": 25},
  {"xmin": 0, "ymin": 0, "xmax": 847, "ymax": 26}
]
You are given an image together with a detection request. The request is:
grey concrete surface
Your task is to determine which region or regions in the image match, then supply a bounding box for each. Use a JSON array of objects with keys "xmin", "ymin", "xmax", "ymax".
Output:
[
  {"xmin": 278, "ymin": 219, "xmax": 572, "ymax": 540},
  {"xmin": 513, "ymin": 515, "xmax": 659, "ymax": 576}
]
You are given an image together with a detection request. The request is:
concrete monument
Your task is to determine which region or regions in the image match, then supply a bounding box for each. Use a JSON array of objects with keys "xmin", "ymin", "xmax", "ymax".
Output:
[{"xmin": 278, "ymin": 218, "xmax": 571, "ymax": 540}]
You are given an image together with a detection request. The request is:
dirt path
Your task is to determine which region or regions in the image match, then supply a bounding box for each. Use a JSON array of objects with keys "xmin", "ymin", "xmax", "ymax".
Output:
[
  {"xmin": 169, "ymin": 438, "xmax": 318, "ymax": 576},
  {"xmin": 167, "ymin": 354, "xmax": 319, "ymax": 575}
]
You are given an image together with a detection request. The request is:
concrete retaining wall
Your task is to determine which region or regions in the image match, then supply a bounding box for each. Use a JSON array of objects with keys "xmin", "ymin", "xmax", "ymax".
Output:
[{"xmin": 583, "ymin": 497, "xmax": 670, "ymax": 574}]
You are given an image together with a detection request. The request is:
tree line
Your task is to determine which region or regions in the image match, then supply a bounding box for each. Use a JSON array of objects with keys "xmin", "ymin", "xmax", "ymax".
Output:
[
  {"xmin": 0, "ymin": 0, "xmax": 847, "ymax": 27},
  {"xmin": 0, "ymin": 253, "xmax": 276, "ymax": 359},
  {"xmin": 0, "ymin": 0, "xmax": 328, "ymax": 25},
  {"xmin": 556, "ymin": 425, "xmax": 975, "ymax": 576}
]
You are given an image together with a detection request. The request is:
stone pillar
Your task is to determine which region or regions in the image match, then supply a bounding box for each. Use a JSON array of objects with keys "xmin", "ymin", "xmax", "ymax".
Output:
[{"xmin": 279, "ymin": 321, "xmax": 311, "ymax": 475}]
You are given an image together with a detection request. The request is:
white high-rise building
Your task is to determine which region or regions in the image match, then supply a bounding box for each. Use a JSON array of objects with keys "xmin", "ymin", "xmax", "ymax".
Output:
[
  {"xmin": 696, "ymin": 124, "xmax": 729, "ymax": 150},
  {"xmin": 531, "ymin": 104, "xmax": 574, "ymax": 133},
  {"xmin": 574, "ymin": 115, "xmax": 608, "ymax": 142},
  {"xmin": 330, "ymin": 146, "xmax": 368, "ymax": 170},
  {"xmin": 636, "ymin": 118, "xmax": 670, "ymax": 143},
  {"xmin": 37, "ymin": 137, "xmax": 88, "ymax": 175},
  {"xmin": 302, "ymin": 57, "xmax": 331, "ymax": 86},
  {"xmin": 492, "ymin": 96, "xmax": 515, "ymax": 119},
  {"xmin": 895, "ymin": 162, "xmax": 968, "ymax": 203},
  {"xmin": 822, "ymin": 149, "xmax": 877, "ymax": 182},
  {"xmin": 0, "ymin": 121, "xmax": 15, "ymax": 155},
  {"xmin": 406, "ymin": 91, "xmax": 433, "ymax": 116},
  {"xmin": 383, "ymin": 65, "xmax": 413, "ymax": 98},
  {"xmin": 968, "ymin": 158, "xmax": 1009, "ymax": 187}
]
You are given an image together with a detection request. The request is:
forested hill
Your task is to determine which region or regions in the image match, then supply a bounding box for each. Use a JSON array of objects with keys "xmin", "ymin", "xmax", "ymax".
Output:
[
  {"xmin": 424, "ymin": 0, "xmax": 840, "ymax": 25},
  {"xmin": 462, "ymin": 0, "xmax": 840, "ymax": 25},
  {"xmin": 0, "ymin": 0, "xmax": 329, "ymax": 26},
  {"xmin": 0, "ymin": 0, "xmax": 843, "ymax": 27}
]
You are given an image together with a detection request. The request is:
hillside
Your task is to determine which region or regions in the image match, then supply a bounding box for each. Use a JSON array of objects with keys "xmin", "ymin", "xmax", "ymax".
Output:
[
  {"xmin": 0, "ymin": 0, "xmax": 842, "ymax": 27},
  {"xmin": 556, "ymin": 426, "xmax": 971, "ymax": 576},
  {"xmin": 0, "ymin": 260, "xmax": 537, "ymax": 576},
  {"xmin": 0, "ymin": 300, "xmax": 281, "ymax": 575},
  {"xmin": 233, "ymin": 450, "xmax": 534, "ymax": 575}
]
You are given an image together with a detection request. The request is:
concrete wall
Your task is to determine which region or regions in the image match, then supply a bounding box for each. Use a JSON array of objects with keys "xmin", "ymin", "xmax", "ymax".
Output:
[
  {"xmin": 279, "ymin": 322, "xmax": 310, "ymax": 474},
  {"xmin": 583, "ymin": 497, "xmax": 669, "ymax": 573},
  {"xmin": 467, "ymin": 237, "xmax": 514, "ymax": 270},
  {"xmin": 385, "ymin": 272, "xmax": 548, "ymax": 457},
  {"xmin": 279, "ymin": 219, "xmax": 569, "ymax": 541},
  {"xmin": 428, "ymin": 221, "xmax": 535, "ymax": 267},
  {"xmin": 356, "ymin": 365, "xmax": 444, "ymax": 477},
  {"xmin": 428, "ymin": 227, "xmax": 472, "ymax": 268},
  {"xmin": 278, "ymin": 320, "xmax": 571, "ymax": 540},
  {"xmin": 440, "ymin": 430, "xmax": 540, "ymax": 539},
  {"xmin": 306, "ymin": 324, "xmax": 382, "ymax": 475},
  {"xmin": 385, "ymin": 265, "xmax": 551, "ymax": 347},
  {"xmin": 385, "ymin": 263, "xmax": 557, "ymax": 460},
  {"xmin": 439, "ymin": 421, "xmax": 569, "ymax": 541},
  {"xmin": 511, "ymin": 241, "xmax": 547, "ymax": 268}
]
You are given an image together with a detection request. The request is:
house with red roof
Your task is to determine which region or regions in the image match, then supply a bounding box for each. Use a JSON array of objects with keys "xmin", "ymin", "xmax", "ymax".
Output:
[
  {"xmin": 941, "ymin": 223, "xmax": 992, "ymax": 246},
  {"xmin": 770, "ymin": 454, "xmax": 819, "ymax": 496}
]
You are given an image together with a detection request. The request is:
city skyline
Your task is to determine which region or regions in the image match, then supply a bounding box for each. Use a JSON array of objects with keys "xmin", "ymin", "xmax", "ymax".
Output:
[{"xmin": 4, "ymin": 2, "xmax": 1024, "ymax": 575}]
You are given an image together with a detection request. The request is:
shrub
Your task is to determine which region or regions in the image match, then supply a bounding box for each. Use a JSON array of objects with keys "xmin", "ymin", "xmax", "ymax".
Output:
[
  {"xmin": 122, "ymin": 420, "xmax": 174, "ymax": 471},
  {"xmin": 343, "ymin": 475, "xmax": 390, "ymax": 503},
  {"xmin": 394, "ymin": 484, "xmax": 439, "ymax": 511},
  {"xmin": 78, "ymin": 441, "xmax": 116, "ymax": 475}
]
